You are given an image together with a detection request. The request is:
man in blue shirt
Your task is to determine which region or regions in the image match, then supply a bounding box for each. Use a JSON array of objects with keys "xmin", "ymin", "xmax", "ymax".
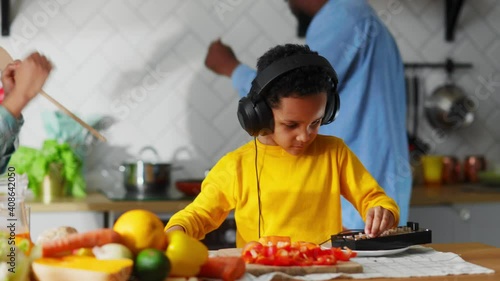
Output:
[
  {"xmin": 0, "ymin": 53, "xmax": 53, "ymax": 174},
  {"xmin": 205, "ymin": 0, "xmax": 411, "ymax": 229}
]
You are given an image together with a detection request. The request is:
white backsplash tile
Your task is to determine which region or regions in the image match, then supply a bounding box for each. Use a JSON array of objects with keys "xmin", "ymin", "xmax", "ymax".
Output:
[
  {"xmin": 139, "ymin": 0, "xmax": 182, "ymax": 28},
  {"xmin": 174, "ymin": 34, "xmax": 213, "ymax": 84},
  {"xmin": 0, "ymin": 0, "xmax": 498, "ymax": 188},
  {"xmin": 64, "ymin": 0, "xmax": 104, "ymax": 27},
  {"xmin": 462, "ymin": 8, "xmax": 497, "ymax": 51},
  {"xmin": 486, "ymin": 39, "xmax": 500, "ymax": 68},
  {"xmin": 176, "ymin": 1, "xmax": 222, "ymax": 44},
  {"xmin": 100, "ymin": 34, "xmax": 148, "ymax": 79},
  {"xmin": 486, "ymin": 4, "xmax": 500, "ymax": 35},
  {"xmin": 224, "ymin": 17, "xmax": 261, "ymax": 51},
  {"xmin": 64, "ymin": 15, "xmax": 114, "ymax": 66},
  {"xmin": 211, "ymin": 78, "xmax": 238, "ymax": 106},
  {"xmin": 248, "ymin": 0, "xmax": 296, "ymax": 44}
]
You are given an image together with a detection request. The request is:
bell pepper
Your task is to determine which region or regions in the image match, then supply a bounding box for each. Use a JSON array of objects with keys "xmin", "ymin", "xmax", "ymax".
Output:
[
  {"xmin": 241, "ymin": 236, "xmax": 357, "ymax": 266},
  {"xmin": 165, "ymin": 231, "xmax": 209, "ymax": 277}
]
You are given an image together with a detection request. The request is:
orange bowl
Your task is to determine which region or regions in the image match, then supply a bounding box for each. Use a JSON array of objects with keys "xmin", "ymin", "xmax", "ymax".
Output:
[{"xmin": 175, "ymin": 179, "xmax": 203, "ymax": 197}]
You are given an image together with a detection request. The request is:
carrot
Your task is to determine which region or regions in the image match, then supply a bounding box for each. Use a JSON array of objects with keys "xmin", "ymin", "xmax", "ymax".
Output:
[
  {"xmin": 198, "ymin": 257, "xmax": 246, "ymax": 281},
  {"xmin": 42, "ymin": 228, "xmax": 123, "ymax": 257}
]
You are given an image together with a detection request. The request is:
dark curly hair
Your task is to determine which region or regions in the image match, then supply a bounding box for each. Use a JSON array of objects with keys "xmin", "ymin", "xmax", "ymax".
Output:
[{"xmin": 255, "ymin": 44, "xmax": 332, "ymax": 108}]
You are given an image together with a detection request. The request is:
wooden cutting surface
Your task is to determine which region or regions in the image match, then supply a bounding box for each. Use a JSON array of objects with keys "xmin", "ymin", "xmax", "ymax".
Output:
[{"xmin": 214, "ymin": 248, "xmax": 363, "ymax": 276}]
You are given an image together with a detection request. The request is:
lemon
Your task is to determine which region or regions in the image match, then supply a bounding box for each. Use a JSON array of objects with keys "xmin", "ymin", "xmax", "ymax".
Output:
[
  {"xmin": 113, "ymin": 209, "xmax": 167, "ymax": 254},
  {"xmin": 134, "ymin": 248, "xmax": 170, "ymax": 281}
]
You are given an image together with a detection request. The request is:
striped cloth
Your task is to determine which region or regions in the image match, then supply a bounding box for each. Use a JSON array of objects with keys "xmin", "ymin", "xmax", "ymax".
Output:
[{"xmin": 0, "ymin": 105, "xmax": 24, "ymax": 174}]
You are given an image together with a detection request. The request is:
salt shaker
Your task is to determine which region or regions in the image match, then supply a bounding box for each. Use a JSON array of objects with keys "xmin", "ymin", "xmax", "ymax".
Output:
[{"xmin": 442, "ymin": 156, "xmax": 461, "ymax": 184}]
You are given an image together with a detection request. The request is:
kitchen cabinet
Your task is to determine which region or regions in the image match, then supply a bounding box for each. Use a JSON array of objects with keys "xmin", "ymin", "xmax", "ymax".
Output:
[
  {"xmin": 30, "ymin": 211, "xmax": 104, "ymax": 242},
  {"xmin": 409, "ymin": 203, "xmax": 500, "ymax": 247}
]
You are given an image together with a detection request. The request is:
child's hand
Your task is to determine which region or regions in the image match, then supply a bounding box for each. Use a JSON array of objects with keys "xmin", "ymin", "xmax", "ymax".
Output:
[
  {"xmin": 165, "ymin": 225, "xmax": 186, "ymax": 234},
  {"xmin": 2, "ymin": 52, "xmax": 52, "ymax": 117},
  {"xmin": 13, "ymin": 52, "xmax": 52, "ymax": 100},
  {"xmin": 364, "ymin": 206, "xmax": 395, "ymax": 238}
]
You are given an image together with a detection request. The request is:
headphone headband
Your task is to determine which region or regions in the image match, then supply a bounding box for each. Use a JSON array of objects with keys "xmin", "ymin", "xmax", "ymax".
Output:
[{"xmin": 251, "ymin": 54, "xmax": 338, "ymax": 96}]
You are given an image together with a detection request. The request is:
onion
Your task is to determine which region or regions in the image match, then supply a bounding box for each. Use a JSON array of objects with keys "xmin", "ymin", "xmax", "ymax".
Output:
[{"xmin": 92, "ymin": 243, "xmax": 133, "ymax": 260}]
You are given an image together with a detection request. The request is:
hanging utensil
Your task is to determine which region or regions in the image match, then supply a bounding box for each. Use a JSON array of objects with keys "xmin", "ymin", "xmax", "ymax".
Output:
[
  {"xmin": 405, "ymin": 74, "xmax": 413, "ymax": 138},
  {"xmin": 424, "ymin": 59, "xmax": 475, "ymax": 131},
  {"xmin": 0, "ymin": 47, "xmax": 107, "ymax": 142},
  {"xmin": 407, "ymin": 71, "xmax": 429, "ymax": 163}
]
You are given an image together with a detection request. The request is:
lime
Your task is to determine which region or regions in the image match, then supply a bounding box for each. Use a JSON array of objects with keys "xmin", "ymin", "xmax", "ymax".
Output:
[{"xmin": 134, "ymin": 248, "xmax": 170, "ymax": 281}]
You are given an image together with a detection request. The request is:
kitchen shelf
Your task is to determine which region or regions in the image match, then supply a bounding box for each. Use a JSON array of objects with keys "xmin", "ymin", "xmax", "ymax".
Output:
[{"xmin": 404, "ymin": 58, "xmax": 472, "ymax": 74}]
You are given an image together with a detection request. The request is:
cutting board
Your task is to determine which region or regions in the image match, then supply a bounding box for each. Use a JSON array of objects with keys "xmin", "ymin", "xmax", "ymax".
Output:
[{"xmin": 214, "ymin": 248, "xmax": 363, "ymax": 276}]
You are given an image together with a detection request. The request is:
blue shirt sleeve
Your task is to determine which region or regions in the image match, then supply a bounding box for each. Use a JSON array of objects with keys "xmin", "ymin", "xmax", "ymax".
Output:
[
  {"xmin": 305, "ymin": 0, "xmax": 411, "ymax": 228},
  {"xmin": 231, "ymin": 64, "xmax": 257, "ymax": 98},
  {"xmin": 0, "ymin": 106, "xmax": 23, "ymax": 174}
]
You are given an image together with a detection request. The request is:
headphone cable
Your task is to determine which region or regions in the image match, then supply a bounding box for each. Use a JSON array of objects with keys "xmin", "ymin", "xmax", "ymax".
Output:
[{"xmin": 254, "ymin": 137, "xmax": 262, "ymax": 239}]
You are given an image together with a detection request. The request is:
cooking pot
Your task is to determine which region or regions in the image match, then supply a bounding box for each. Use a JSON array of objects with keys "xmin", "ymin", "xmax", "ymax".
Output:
[
  {"xmin": 424, "ymin": 84, "xmax": 475, "ymax": 131},
  {"xmin": 119, "ymin": 146, "xmax": 175, "ymax": 195}
]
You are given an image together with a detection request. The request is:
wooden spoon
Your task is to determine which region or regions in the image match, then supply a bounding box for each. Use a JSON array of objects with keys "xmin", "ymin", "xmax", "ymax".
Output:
[{"xmin": 0, "ymin": 47, "xmax": 107, "ymax": 142}]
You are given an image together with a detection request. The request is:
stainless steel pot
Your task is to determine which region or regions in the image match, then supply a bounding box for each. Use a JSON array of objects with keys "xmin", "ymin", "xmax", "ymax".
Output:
[
  {"xmin": 119, "ymin": 146, "xmax": 173, "ymax": 195},
  {"xmin": 424, "ymin": 84, "xmax": 475, "ymax": 131}
]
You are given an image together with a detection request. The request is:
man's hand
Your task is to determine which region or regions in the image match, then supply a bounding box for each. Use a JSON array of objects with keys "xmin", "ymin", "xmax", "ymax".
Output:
[
  {"xmin": 204, "ymin": 39, "xmax": 240, "ymax": 77},
  {"xmin": 1, "ymin": 60, "xmax": 21, "ymax": 95},
  {"xmin": 364, "ymin": 206, "xmax": 396, "ymax": 238}
]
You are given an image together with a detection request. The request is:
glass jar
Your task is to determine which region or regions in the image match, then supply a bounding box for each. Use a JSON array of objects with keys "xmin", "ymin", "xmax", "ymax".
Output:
[
  {"xmin": 0, "ymin": 173, "xmax": 30, "ymax": 240},
  {"xmin": 0, "ymin": 172, "xmax": 31, "ymax": 281}
]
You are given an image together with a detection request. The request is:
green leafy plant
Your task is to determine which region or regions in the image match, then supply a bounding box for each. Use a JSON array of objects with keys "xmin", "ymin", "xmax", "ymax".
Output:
[{"xmin": 9, "ymin": 140, "xmax": 86, "ymax": 198}]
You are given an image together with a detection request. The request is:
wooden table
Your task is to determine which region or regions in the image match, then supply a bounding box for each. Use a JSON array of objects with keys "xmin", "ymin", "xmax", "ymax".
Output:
[
  {"xmin": 262, "ymin": 243, "xmax": 498, "ymax": 281},
  {"xmin": 353, "ymin": 242, "xmax": 498, "ymax": 281}
]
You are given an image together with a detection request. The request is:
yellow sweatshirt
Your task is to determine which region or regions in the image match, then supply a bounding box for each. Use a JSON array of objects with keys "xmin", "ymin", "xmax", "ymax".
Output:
[{"xmin": 166, "ymin": 135, "xmax": 399, "ymax": 247}]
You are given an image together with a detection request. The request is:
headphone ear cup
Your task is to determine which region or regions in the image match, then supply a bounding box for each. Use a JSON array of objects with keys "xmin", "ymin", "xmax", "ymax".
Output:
[
  {"xmin": 237, "ymin": 96, "xmax": 274, "ymax": 136},
  {"xmin": 322, "ymin": 89, "xmax": 340, "ymax": 125},
  {"xmin": 237, "ymin": 96, "xmax": 258, "ymax": 136}
]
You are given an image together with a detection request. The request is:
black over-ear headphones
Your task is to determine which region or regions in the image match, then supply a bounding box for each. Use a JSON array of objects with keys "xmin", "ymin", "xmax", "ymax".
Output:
[{"xmin": 237, "ymin": 54, "xmax": 340, "ymax": 136}]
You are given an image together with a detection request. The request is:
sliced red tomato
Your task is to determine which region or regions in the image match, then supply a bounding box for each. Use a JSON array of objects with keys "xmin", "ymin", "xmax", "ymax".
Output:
[
  {"xmin": 241, "ymin": 241, "xmax": 264, "ymax": 263},
  {"xmin": 242, "ymin": 241, "xmax": 262, "ymax": 255},
  {"xmin": 254, "ymin": 255, "xmax": 275, "ymax": 266},
  {"xmin": 313, "ymin": 254, "xmax": 336, "ymax": 266},
  {"xmin": 292, "ymin": 241, "xmax": 319, "ymax": 251},
  {"xmin": 274, "ymin": 248, "xmax": 291, "ymax": 266},
  {"xmin": 263, "ymin": 245, "xmax": 278, "ymax": 257},
  {"xmin": 258, "ymin": 236, "xmax": 291, "ymax": 248},
  {"xmin": 332, "ymin": 247, "xmax": 357, "ymax": 261},
  {"xmin": 241, "ymin": 236, "xmax": 353, "ymax": 267}
]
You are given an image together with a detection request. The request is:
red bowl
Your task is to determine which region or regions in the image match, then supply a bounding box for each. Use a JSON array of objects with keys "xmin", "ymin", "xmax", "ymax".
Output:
[{"xmin": 175, "ymin": 179, "xmax": 203, "ymax": 197}]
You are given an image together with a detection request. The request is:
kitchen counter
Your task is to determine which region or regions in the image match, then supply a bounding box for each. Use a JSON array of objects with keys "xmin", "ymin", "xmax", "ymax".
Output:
[
  {"xmin": 411, "ymin": 183, "xmax": 500, "ymax": 206},
  {"xmin": 26, "ymin": 183, "xmax": 500, "ymax": 213},
  {"xmin": 27, "ymin": 192, "xmax": 192, "ymax": 213}
]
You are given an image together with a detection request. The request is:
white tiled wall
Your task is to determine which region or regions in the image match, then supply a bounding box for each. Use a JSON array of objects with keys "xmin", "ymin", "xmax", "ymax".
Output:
[{"xmin": 0, "ymin": 0, "xmax": 499, "ymax": 193}]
